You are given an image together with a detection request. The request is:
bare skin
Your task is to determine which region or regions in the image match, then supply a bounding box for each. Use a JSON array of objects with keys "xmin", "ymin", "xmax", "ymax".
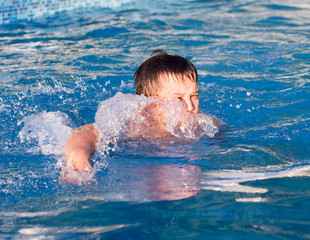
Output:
[
  {"xmin": 62, "ymin": 76, "xmax": 200, "ymax": 175},
  {"xmin": 156, "ymin": 74, "xmax": 199, "ymax": 114},
  {"xmin": 63, "ymin": 124, "xmax": 98, "ymax": 171}
]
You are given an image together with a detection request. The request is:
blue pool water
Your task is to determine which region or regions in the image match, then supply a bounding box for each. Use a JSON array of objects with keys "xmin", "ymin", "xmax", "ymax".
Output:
[{"xmin": 1, "ymin": 0, "xmax": 310, "ymax": 239}]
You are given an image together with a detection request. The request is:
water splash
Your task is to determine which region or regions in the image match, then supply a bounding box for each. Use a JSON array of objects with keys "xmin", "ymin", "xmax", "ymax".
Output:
[
  {"xmin": 18, "ymin": 111, "xmax": 73, "ymax": 155},
  {"xmin": 94, "ymin": 92, "xmax": 219, "ymax": 154},
  {"xmin": 16, "ymin": 93, "xmax": 219, "ymax": 186}
]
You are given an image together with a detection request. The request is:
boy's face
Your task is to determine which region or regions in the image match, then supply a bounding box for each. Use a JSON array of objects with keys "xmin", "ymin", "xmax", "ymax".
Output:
[{"xmin": 155, "ymin": 74, "xmax": 199, "ymax": 114}]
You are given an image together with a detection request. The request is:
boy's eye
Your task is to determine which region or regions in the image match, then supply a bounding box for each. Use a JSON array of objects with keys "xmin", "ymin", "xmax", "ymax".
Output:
[
  {"xmin": 178, "ymin": 97, "xmax": 184, "ymax": 102},
  {"xmin": 177, "ymin": 97, "xmax": 186, "ymax": 103},
  {"xmin": 191, "ymin": 95, "xmax": 199, "ymax": 99}
]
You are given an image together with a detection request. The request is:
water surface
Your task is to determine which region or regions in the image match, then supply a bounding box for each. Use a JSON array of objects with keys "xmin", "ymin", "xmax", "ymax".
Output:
[{"xmin": 0, "ymin": 0, "xmax": 310, "ymax": 239}]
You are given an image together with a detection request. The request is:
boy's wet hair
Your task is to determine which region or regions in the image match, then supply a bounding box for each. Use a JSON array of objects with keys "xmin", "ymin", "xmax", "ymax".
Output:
[{"xmin": 135, "ymin": 50, "xmax": 198, "ymax": 96}]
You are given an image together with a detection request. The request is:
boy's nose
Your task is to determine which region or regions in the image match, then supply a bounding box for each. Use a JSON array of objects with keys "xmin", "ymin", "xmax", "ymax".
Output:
[
  {"xmin": 183, "ymin": 98, "xmax": 194, "ymax": 113},
  {"xmin": 186, "ymin": 101, "xmax": 194, "ymax": 112}
]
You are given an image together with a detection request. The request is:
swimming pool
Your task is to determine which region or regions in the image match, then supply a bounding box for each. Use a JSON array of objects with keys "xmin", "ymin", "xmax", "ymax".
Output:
[{"xmin": 1, "ymin": 0, "xmax": 310, "ymax": 239}]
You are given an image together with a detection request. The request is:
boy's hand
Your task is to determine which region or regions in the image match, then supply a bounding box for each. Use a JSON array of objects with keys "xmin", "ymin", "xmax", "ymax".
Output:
[
  {"xmin": 65, "ymin": 148, "xmax": 92, "ymax": 171},
  {"xmin": 60, "ymin": 149, "xmax": 94, "ymax": 185},
  {"xmin": 61, "ymin": 124, "xmax": 98, "ymax": 184},
  {"xmin": 60, "ymin": 164, "xmax": 94, "ymax": 186}
]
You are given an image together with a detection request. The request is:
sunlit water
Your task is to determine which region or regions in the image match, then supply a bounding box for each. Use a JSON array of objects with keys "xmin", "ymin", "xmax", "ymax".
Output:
[{"xmin": 1, "ymin": 0, "xmax": 310, "ymax": 239}]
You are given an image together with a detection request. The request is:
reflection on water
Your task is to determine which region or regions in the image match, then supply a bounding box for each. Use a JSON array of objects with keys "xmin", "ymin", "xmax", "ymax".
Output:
[{"xmin": 101, "ymin": 162, "xmax": 202, "ymax": 202}]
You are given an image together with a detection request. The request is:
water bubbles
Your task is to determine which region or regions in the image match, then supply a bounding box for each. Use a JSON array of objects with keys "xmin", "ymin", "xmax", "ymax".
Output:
[
  {"xmin": 105, "ymin": 80, "xmax": 110, "ymax": 86},
  {"xmin": 119, "ymin": 80, "xmax": 134, "ymax": 90}
]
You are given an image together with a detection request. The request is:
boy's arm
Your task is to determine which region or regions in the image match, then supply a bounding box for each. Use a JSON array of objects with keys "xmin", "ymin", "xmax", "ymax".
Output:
[{"xmin": 64, "ymin": 124, "xmax": 99, "ymax": 171}]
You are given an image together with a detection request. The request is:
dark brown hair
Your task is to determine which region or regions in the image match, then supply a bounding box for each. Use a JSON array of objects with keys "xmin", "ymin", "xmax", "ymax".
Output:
[{"xmin": 134, "ymin": 50, "xmax": 198, "ymax": 96}]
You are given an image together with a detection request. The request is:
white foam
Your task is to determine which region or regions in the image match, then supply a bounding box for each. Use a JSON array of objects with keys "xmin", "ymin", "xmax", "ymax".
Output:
[
  {"xmin": 18, "ymin": 111, "xmax": 73, "ymax": 155},
  {"xmin": 235, "ymin": 197, "xmax": 268, "ymax": 203},
  {"xmin": 202, "ymin": 162, "xmax": 310, "ymax": 194},
  {"xmin": 0, "ymin": 103, "xmax": 10, "ymax": 113},
  {"xmin": 120, "ymin": 80, "xmax": 134, "ymax": 90},
  {"xmin": 2, "ymin": 209, "xmax": 65, "ymax": 218},
  {"xmin": 18, "ymin": 224, "xmax": 133, "ymax": 236}
]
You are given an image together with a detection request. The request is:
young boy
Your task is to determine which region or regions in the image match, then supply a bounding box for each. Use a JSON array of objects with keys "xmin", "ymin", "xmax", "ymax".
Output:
[{"xmin": 63, "ymin": 50, "xmax": 205, "ymax": 173}]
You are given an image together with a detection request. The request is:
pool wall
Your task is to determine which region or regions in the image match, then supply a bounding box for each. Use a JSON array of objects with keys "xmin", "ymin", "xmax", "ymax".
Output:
[{"xmin": 0, "ymin": 0, "xmax": 132, "ymax": 25}]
